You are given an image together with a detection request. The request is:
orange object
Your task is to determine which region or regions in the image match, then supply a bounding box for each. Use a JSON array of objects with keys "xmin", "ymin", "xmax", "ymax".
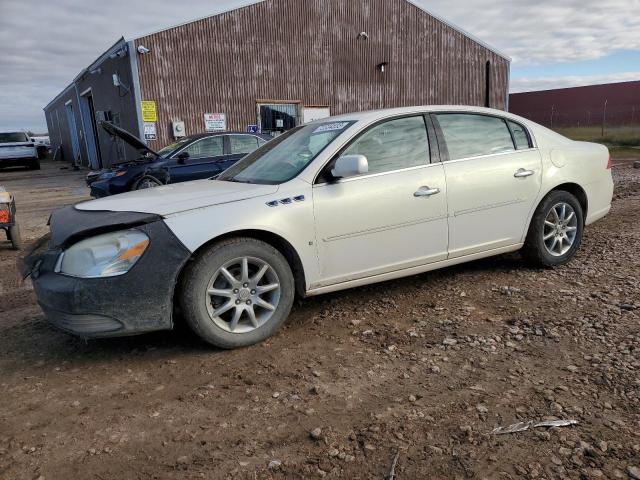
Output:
[{"xmin": 0, "ymin": 210, "xmax": 9, "ymax": 224}]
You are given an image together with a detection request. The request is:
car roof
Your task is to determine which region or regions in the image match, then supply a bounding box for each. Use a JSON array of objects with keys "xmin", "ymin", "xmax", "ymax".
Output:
[{"xmin": 314, "ymin": 105, "xmax": 529, "ymax": 124}]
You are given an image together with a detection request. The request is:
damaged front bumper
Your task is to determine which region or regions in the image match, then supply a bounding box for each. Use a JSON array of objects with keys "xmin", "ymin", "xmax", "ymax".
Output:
[{"xmin": 21, "ymin": 206, "xmax": 191, "ymax": 339}]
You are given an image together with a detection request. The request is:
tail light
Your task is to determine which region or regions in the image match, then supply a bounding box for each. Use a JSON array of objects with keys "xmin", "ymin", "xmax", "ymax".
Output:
[
  {"xmin": 0, "ymin": 208, "xmax": 9, "ymax": 224},
  {"xmin": 606, "ymin": 155, "xmax": 613, "ymax": 169}
]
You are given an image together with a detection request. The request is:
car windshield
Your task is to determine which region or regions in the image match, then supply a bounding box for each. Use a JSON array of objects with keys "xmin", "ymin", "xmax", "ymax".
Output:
[
  {"xmin": 0, "ymin": 132, "xmax": 28, "ymax": 143},
  {"xmin": 218, "ymin": 121, "xmax": 355, "ymax": 184},
  {"xmin": 158, "ymin": 138, "xmax": 192, "ymax": 158}
]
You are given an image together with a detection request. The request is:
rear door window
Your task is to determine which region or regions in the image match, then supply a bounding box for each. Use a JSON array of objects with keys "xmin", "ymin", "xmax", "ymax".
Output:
[
  {"xmin": 435, "ymin": 114, "xmax": 515, "ymax": 161},
  {"xmin": 229, "ymin": 135, "xmax": 261, "ymax": 155}
]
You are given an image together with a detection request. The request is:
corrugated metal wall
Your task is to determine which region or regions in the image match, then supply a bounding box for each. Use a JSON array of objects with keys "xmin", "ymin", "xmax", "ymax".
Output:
[
  {"xmin": 510, "ymin": 81, "xmax": 640, "ymax": 128},
  {"xmin": 135, "ymin": 0, "xmax": 509, "ymax": 147},
  {"xmin": 43, "ymin": 46, "xmax": 139, "ymax": 168}
]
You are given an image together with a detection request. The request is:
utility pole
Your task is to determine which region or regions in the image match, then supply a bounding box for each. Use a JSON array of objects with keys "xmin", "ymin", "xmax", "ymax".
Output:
[{"xmin": 602, "ymin": 99, "xmax": 608, "ymax": 137}]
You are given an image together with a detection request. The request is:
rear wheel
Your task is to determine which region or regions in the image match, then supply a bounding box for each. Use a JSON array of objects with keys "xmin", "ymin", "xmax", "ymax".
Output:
[
  {"xmin": 28, "ymin": 158, "xmax": 40, "ymax": 170},
  {"xmin": 8, "ymin": 225, "xmax": 22, "ymax": 250},
  {"xmin": 179, "ymin": 238, "xmax": 295, "ymax": 349},
  {"xmin": 523, "ymin": 190, "xmax": 584, "ymax": 267}
]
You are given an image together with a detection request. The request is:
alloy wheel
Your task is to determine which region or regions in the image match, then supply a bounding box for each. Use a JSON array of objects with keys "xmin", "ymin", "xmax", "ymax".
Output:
[
  {"xmin": 543, "ymin": 202, "xmax": 578, "ymax": 257},
  {"xmin": 205, "ymin": 256, "xmax": 281, "ymax": 333}
]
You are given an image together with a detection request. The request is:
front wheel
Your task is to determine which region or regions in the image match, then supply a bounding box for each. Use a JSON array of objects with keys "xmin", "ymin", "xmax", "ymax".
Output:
[
  {"xmin": 8, "ymin": 224, "xmax": 23, "ymax": 250},
  {"xmin": 179, "ymin": 238, "xmax": 295, "ymax": 349},
  {"xmin": 134, "ymin": 176, "xmax": 162, "ymax": 190},
  {"xmin": 523, "ymin": 190, "xmax": 584, "ymax": 267}
]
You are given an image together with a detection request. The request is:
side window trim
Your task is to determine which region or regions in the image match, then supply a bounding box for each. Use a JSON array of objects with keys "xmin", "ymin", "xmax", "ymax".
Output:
[
  {"xmin": 314, "ymin": 113, "xmax": 432, "ymax": 184},
  {"xmin": 429, "ymin": 113, "xmax": 450, "ymax": 163}
]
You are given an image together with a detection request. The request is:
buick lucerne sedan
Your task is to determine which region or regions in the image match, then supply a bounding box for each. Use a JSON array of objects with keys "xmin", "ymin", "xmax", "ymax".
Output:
[{"xmin": 22, "ymin": 106, "xmax": 614, "ymax": 349}]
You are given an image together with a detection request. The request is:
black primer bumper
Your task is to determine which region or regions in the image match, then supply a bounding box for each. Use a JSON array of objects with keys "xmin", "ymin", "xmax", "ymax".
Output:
[{"xmin": 25, "ymin": 207, "xmax": 191, "ymax": 338}]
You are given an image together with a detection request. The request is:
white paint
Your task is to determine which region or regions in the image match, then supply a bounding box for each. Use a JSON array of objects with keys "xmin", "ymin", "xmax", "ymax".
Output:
[
  {"xmin": 304, "ymin": 107, "xmax": 331, "ymax": 124},
  {"xmin": 75, "ymin": 105, "xmax": 614, "ymax": 295}
]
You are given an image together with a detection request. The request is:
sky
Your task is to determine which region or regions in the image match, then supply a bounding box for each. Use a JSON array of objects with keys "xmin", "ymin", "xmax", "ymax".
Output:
[{"xmin": 0, "ymin": 0, "xmax": 639, "ymax": 132}]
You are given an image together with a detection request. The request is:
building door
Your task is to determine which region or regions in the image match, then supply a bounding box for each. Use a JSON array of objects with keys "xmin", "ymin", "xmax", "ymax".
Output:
[
  {"xmin": 79, "ymin": 90, "xmax": 103, "ymax": 169},
  {"xmin": 64, "ymin": 102, "xmax": 81, "ymax": 166},
  {"xmin": 257, "ymin": 103, "xmax": 299, "ymax": 137}
]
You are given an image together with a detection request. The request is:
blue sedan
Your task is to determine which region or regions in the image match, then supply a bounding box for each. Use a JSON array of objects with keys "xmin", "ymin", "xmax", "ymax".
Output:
[{"xmin": 88, "ymin": 122, "xmax": 270, "ymax": 198}]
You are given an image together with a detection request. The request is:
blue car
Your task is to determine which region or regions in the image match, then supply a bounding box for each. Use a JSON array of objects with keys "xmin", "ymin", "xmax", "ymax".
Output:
[{"xmin": 87, "ymin": 122, "xmax": 270, "ymax": 198}]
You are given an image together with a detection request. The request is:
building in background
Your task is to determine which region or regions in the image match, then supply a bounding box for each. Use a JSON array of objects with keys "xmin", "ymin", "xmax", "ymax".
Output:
[
  {"xmin": 44, "ymin": 0, "xmax": 510, "ymax": 169},
  {"xmin": 509, "ymin": 81, "xmax": 640, "ymax": 129}
]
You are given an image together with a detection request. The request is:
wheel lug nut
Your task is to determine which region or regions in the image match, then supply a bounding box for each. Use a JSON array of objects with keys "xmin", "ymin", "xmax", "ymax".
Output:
[
  {"xmin": 243, "ymin": 283, "xmax": 248, "ymax": 288},
  {"xmin": 251, "ymin": 290, "xmax": 256, "ymax": 295},
  {"xmin": 246, "ymin": 300, "xmax": 252, "ymax": 305},
  {"xmin": 233, "ymin": 289, "xmax": 239, "ymax": 294},
  {"xmin": 235, "ymin": 300, "xmax": 241, "ymax": 305}
]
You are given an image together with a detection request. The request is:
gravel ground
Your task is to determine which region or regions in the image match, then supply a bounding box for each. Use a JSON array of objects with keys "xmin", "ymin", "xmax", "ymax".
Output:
[{"xmin": 0, "ymin": 160, "xmax": 638, "ymax": 480}]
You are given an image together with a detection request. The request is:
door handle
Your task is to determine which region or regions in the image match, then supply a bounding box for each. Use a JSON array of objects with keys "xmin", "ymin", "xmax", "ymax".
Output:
[
  {"xmin": 514, "ymin": 168, "xmax": 535, "ymax": 178},
  {"xmin": 414, "ymin": 186, "xmax": 441, "ymax": 197}
]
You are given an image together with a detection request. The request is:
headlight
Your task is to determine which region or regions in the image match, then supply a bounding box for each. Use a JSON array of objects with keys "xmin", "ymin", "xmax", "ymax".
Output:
[
  {"xmin": 99, "ymin": 171, "xmax": 126, "ymax": 180},
  {"xmin": 57, "ymin": 229, "xmax": 149, "ymax": 278}
]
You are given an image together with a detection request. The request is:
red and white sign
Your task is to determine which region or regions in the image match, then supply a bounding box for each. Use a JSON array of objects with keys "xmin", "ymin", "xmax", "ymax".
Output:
[{"xmin": 204, "ymin": 113, "xmax": 226, "ymax": 132}]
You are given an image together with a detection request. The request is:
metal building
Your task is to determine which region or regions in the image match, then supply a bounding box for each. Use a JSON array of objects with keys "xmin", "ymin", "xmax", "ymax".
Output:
[
  {"xmin": 44, "ymin": 0, "xmax": 511, "ymax": 169},
  {"xmin": 510, "ymin": 81, "xmax": 640, "ymax": 128}
]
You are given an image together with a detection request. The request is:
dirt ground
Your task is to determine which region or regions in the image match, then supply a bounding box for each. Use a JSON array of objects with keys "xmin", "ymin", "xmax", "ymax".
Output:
[{"xmin": 0, "ymin": 159, "xmax": 638, "ymax": 480}]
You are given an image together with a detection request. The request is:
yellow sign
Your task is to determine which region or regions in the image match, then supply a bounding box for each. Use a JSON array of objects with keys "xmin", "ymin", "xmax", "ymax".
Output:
[{"xmin": 141, "ymin": 101, "xmax": 157, "ymax": 122}]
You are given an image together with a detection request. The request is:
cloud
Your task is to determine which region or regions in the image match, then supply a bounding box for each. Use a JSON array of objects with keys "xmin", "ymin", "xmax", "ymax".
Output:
[
  {"xmin": 0, "ymin": 0, "xmax": 639, "ymax": 131},
  {"xmin": 510, "ymin": 72, "xmax": 640, "ymax": 93},
  {"xmin": 422, "ymin": 0, "xmax": 640, "ymax": 66}
]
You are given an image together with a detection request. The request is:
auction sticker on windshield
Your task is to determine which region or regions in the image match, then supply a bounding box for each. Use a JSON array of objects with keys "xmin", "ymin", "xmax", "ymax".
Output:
[{"xmin": 313, "ymin": 122, "xmax": 350, "ymax": 133}]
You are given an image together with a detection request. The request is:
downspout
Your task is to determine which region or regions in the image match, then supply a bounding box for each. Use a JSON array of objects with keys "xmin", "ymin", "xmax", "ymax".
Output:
[
  {"xmin": 127, "ymin": 40, "xmax": 146, "ymax": 144},
  {"xmin": 505, "ymin": 59, "xmax": 511, "ymax": 112}
]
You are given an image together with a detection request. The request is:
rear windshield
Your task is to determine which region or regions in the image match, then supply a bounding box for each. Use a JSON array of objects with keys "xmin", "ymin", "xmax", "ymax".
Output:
[{"xmin": 0, "ymin": 132, "xmax": 28, "ymax": 143}]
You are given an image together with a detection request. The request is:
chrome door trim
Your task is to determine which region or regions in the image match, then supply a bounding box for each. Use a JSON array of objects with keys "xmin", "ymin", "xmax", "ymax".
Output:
[
  {"xmin": 323, "ymin": 214, "xmax": 448, "ymax": 243},
  {"xmin": 314, "ymin": 163, "xmax": 442, "ymax": 187}
]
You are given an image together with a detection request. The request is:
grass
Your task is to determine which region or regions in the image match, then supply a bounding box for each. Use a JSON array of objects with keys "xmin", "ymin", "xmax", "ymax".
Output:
[{"xmin": 554, "ymin": 125, "xmax": 640, "ymax": 160}]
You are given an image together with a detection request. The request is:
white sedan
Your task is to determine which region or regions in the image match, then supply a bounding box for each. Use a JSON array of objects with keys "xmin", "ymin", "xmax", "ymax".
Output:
[{"xmin": 23, "ymin": 106, "xmax": 613, "ymax": 348}]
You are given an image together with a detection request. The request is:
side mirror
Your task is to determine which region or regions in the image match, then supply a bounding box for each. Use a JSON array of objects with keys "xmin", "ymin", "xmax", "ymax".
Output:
[
  {"xmin": 331, "ymin": 154, "xmax": 368, "ymax": 179},
  {"xmin": 177, "ymin": 151, "xmax": 190, "ymax": 164}
]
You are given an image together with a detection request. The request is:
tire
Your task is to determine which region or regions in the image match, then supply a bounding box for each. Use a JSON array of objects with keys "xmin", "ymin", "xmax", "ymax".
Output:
[
  {"xmin": 133, "ymin": 175, "xmax": 162, "ymax": 190},
  {"xmin": 8, "ymin": 225, "xmax": 23, "ymax": 250},
  {"xmin": 179, "ymin": 238, "xmax": 295, "ymax": 349},
  {"xmin": 28, "ymin": 158, "xmax": 40, "ymax": 170},
  {"xmin": 523, "ymin": 190, "xmax": 584, "ymax": 267}
]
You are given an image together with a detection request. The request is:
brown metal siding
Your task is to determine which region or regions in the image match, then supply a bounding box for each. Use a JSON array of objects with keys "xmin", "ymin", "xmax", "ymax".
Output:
[
  {"xmin": 135, "ymin": 0, "xmax": 509, "ymax": 147},
  {"xmin": 510, "ymin": 81, "xmax": 640, "ymax": 128}
]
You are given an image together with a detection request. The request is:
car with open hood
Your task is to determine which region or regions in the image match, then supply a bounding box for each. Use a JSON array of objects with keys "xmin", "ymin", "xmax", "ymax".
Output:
[
  {"xmin": 21, "ymin": 106, "xmax": 614, "ymax": 349},
  {"xmin": 87, "ymin": 122, "xmax": 270, "ymax": 197}
]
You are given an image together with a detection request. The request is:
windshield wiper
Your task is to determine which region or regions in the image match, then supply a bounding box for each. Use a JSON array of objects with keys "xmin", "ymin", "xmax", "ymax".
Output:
[{"xmin": 223, "ymin": 178, "xmax": 254, "ymax": 184}]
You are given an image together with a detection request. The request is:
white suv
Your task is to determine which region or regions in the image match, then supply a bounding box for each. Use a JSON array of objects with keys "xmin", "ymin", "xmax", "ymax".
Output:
[
  {"xmin": 0, "ymin": 131, "xmax": 40, "ymax": 170},
  {"xmin": 23, "ymin": 106, "xmax": 613, "ymax": 349}
]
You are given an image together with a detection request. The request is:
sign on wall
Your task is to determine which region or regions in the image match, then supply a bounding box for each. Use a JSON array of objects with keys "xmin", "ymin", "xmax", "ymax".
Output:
[
  {"xmin": 143, "ymin": 122, "xmax": 157, "ymax": 140},
  {"xmin": 141, "ymin": 101, "xmax": 157, "ymax": 122},
  {"xmin": 204, "ymin": 113, "xmax": 226, "ymax": 132},
  {"xmin": 247, "ymin": 124, "xmax": 258, "ymax": 133}
]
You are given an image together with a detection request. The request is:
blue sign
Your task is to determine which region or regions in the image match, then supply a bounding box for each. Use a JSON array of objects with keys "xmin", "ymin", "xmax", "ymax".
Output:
[{"xmin": 247, "ymin": 124, "xmax": 258, "ymax": 133}]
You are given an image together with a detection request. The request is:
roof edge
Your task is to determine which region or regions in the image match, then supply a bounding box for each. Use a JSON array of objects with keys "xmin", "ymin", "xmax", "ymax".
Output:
[
  {"xmin": 510, "ymin": 79, "xmax": 640, "ymax": 95},
  {"xmin": 126, "ymin": 0, "xmax": 265, "ymax": 41},
  {"xmin": 404, "ymin": 0, "xmax": 511, "ymax": 62},
  {"xmin": 43, "ymin": 82, "xmax": 75, "ymax": 111}
]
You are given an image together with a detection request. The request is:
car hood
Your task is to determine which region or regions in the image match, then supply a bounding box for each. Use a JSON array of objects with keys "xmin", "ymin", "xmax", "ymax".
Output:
[
  {"xmin": 76, "ymin": 179, "xmax": 279, "ymax": 216},
  {"xmin": 100, "ymin": 121, "xmax": 160, "ymax": 158}
]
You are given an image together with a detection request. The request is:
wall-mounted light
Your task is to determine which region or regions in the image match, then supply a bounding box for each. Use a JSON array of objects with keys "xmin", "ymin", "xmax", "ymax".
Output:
[
  {"xmin": 357, "ymin": 31, "xmax": 369, "ymax": 40},
  {"xmin": 137, "ymin": 45, "xmax": 151, "ymax": 54},
  {"xmin": 89, "ymin": 68, "xmax": 102, "ymax": 75},
  {"xmin": 377, "ymin": 62, "xmax": 389, "ymax": 73}
]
